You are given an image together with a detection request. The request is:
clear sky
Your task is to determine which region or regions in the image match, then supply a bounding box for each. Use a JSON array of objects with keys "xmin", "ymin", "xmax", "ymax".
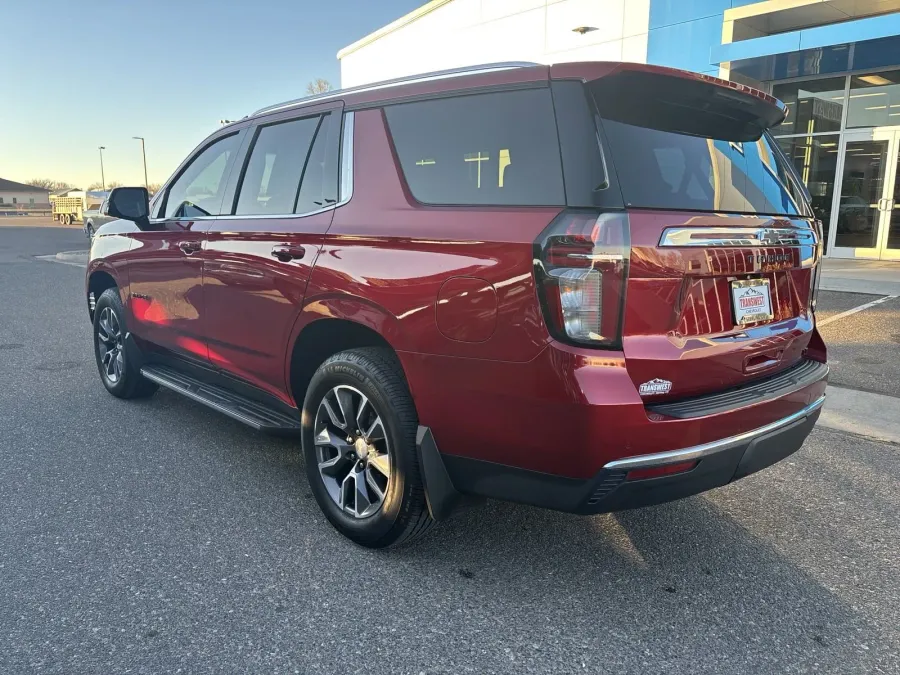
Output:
[{"xmin": 1, "ymin": 0, "xmax": 424, "ymax": 189}]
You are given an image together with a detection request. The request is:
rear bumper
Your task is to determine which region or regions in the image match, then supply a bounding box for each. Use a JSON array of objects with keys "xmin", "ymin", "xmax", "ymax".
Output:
[{"xmin": 441, "ymin": 396, "xmax": 824, "ymax": 514}]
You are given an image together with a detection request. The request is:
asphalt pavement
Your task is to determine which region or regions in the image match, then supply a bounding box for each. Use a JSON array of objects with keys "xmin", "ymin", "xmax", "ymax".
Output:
[{"xmin": 1, "ymin": 227, "xmax": 898, "ymax": 674}]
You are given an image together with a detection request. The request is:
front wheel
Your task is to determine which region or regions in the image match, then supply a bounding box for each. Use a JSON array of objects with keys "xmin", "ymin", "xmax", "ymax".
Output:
[
  {"xmin": 86, "ymin": 222, "xmax": 94, "ymax": 239},
  {"xmin": 302, "ymin": 347, "xmax": 435, "ymax": 548},
  {"xmin": 92, "ymin": 287, "xmax": 157, "ymax": 399}
]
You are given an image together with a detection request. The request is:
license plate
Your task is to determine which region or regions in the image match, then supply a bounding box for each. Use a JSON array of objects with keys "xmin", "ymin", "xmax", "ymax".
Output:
[{"xmin": 731, "ymin": 279, "xmax": 774, "ymax": 325}]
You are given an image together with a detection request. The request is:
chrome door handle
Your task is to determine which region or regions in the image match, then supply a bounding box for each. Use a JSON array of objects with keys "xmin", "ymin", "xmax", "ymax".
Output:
[
  {"xmin": 271, "ymin": 245, "xmax": 305, "ymax": 262},
  {"xmin": 178, "ymin": 241, "xmax": 201, "ymax": 254}
]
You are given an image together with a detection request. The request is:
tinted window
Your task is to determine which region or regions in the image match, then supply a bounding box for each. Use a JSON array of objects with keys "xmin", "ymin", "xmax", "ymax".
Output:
[
  {"xmin": 235, "ymin": 116, "xmax": 320, "ymax": 215},
  {"xmin": 384, "ymin": 89, "xmax": 564, "ymax": 206},
  {"xmin": 165, "ymin": 133, "xmax": 240, "ymax": 218},
  {"xmin": 295, "ymin": 113, "xmax": 340, "ymax": 213},
  {"xmin": 601, "ymin": 119, "xmax": 802, "ymax": 215}
]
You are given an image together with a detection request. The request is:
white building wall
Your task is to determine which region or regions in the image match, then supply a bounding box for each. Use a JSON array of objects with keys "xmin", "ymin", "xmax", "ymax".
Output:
[
  {"xmin": 339, "ymin": 0, "xmax": 650, "ymax": 87},
  {"xmin": 0, "ymin": 191, "xmax": 50, "ymax": 206}
]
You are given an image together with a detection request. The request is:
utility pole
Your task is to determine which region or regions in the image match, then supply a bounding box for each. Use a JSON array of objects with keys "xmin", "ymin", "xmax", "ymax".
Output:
[
  {"xmin": 133, "ymin": 136, "xmax": 148, "ymax": 188},
  {"xmin": 98, "ymin": 146, "xmax": 106, "ymax": 191}
]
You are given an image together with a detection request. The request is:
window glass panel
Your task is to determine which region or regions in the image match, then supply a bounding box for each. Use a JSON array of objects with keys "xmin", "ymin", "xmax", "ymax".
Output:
[
  {"xmin": 165, "ymin": 133, "xmax": 240, "ymax": 218},
  {"xmin": 771, "ymin": 77, "xmax": 844, "ymax": 136},
  {"xmin": 295, "ymin": 113, "xmax": 340, "ymax": 214},
  {"xmin": 847, "ymin": 70, "xmax": 900, "ymax": 128},
  {"xmin": 775, "ymin": 135, "xmax": 839, "ymax": 246},
  {"xmin": 236, "ymin": 116, "xmax": 320, "ymax": 216},
  {"xmin": 601, "ymin": 119, "xmax": 801, "ymax": 215},
  {"xmin": 384, "ymin": 89, "xmax": 565, "ymax": 206}
]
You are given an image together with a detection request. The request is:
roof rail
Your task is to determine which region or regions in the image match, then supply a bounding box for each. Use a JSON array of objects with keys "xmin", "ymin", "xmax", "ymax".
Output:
[{"xmin": 251, "ymin": 61, "xmax": 542, "ymax": 117}]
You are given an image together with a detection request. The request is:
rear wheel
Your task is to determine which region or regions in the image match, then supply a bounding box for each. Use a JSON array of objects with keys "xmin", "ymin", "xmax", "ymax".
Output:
[
  {"xmin": 302, "ymin": 347, "xmax": 435, "ymax": 548},
  {"xmin": 86, "ymin": 222, "xmax": 94, "ymax": 239},
  {"xmin": 92, "ymin": 287, "xmax": 157, "ymax": 399}
]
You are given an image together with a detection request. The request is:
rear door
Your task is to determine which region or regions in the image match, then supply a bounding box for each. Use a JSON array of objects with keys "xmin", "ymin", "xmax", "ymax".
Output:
[
  {"xmin": 586, "ymin": 70, "xmax": 821, "ymax": 401},
  {"xmin": 202, "ymin": 103, "xmax": 343, "ymax": 402}
]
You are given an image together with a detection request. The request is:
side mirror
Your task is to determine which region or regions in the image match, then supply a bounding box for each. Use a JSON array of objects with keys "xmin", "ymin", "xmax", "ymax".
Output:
[{"xmin": 107, "ymin": 187, "xmax": 150, "ymax": 227}]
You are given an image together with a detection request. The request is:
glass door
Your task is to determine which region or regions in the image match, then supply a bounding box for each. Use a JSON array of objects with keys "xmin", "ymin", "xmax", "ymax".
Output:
[
  {"xmin": 830, "ymin": 127, "xmax": 900, "ymax": 260},
  {"xmin": 880, "ymin": 146, "xmax": 900, "ymax": 260}
]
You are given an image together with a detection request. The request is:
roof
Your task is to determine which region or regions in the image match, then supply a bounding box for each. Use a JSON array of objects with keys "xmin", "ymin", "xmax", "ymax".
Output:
[
  {"xmin": 337, "ymin": 0, "xmax": 452, "ymax": 59},
  {"xmin": 248, "ymin": 61, "xmax": 779, "ymax": 125},
  {"xmin": 0, "ymin": 178, "xmax": 50, "ymax": 193}
]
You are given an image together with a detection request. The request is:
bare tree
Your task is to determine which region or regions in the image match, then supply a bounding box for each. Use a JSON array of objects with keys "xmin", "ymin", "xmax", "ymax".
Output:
[
  {"xmin": 306, "ymin": 78, "xmax": 333, "ymax": 95},
  {"xmin": 147, "ymin": 182, "xmax": 163, "ymax": 196},
  {"xmin": 86, "ymin": 181, "xmax": 121, "ymax": 191},
  {"xmin": 27, "ymin": 178, "xmax": 72, "ymax": 191}
]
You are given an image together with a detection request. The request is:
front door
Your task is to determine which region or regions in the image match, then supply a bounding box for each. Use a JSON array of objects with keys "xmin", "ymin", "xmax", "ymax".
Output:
[
  {"xmin": 128, "ymin": 130, "xmax": 244, "ymax": 362},
  {"xmin": 831, "ymin": 127, "xmax": 900, "ymax": 260},
  {"xmin": 202, "ymin": 106, "xmax": 343, "ymax": 404}
]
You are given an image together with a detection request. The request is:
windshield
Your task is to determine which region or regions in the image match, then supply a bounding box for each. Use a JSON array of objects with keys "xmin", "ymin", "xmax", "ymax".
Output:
[{"xmin": 601, "ymin": 118, "xmax": 807, "ymax": 216}]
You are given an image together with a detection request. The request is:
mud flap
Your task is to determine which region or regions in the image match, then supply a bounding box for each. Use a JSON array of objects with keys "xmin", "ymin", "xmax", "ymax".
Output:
[{"xmin": 416, "ymin": 425, "xmax": 461, "ymax": 521}]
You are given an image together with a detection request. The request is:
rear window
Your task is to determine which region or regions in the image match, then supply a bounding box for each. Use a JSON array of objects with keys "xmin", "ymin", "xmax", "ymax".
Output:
[
  {"xmin": 384, "ymin": 88, "xmax": 565, "ymax": 206},
  {"xmin": 601, "ymin": 119, "xmax": 804, "ymax": 215}
]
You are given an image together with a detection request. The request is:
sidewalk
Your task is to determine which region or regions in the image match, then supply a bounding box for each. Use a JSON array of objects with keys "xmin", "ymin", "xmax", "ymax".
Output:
[{"xmin": 820, "ymin": 258, "xmax": 900, "ymax": 295}]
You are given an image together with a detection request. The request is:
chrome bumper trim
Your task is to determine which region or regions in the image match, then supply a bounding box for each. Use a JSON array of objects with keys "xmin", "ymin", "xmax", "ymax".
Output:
[{"xmin": 603, "ymin": 395, "xmax": 825, "ymax": 471}]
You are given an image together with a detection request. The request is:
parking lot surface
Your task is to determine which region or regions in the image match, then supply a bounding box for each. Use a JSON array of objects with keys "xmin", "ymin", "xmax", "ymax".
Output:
[
  {"xmin": 1, "ymin": 227, "xmax": 898, "ymax": 673},
  {"xmin": 817, "ymin": 291, "xmax": 900, "ymax": 398}
]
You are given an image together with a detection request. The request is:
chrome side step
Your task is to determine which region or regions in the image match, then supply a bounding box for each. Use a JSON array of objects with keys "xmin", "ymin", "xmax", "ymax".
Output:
[{"xmin": 140, "ymin": 364, "xmax": 302, "ymax": 433}]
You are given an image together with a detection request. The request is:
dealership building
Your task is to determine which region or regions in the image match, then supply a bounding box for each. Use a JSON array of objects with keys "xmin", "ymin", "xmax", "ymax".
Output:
[{"xmin": 339, "ymin": 0, "xmax": 900, "ymax": 261}]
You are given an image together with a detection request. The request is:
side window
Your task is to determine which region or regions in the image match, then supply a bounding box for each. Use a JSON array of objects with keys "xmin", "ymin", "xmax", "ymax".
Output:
[
  {"xmin": 384, "ymin": 88, "xmax": 565, "ymax": 206},
  {"xmin": 164, "ymin": 133, "xmax": 240, "ymax": 218},
  {"xmin": 235, "ymin": 116, "xmax": 320, "ymax": 216},
  {"xmin": 295, "ymin": 113, "xmax": 340, "ymax": 214}
]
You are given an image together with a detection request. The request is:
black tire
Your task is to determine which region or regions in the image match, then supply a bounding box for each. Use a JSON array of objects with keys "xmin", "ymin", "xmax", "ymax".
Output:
[
  {"xmin": 92, "ymin": 287, "xmax": 157, "ymax": 399},
  {"xmin": 302, "ymin": 347, "xmax": 435, "ymax": 548},
  {"xmin": 86, "ymin": 222, "xmax": 94, "ymax": 239}
]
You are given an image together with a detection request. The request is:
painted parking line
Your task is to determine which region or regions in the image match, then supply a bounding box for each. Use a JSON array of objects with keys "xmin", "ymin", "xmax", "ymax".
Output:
[{"xmin": 817, "ymin": 295, "xmax": 899, "ymax": 327}]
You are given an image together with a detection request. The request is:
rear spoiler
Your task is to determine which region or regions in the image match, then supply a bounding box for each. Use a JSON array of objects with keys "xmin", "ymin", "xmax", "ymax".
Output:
[{"xmin": 552, "ymin": 63, "xmax": 787, "ymax": 142}]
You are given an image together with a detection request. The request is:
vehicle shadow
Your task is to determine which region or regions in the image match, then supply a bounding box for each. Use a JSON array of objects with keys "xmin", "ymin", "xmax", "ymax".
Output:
[
  {"xmin": 135, "ymin": 389, "xmax": 892, "ymax": 672},
  {"xmin": 389, "ymin": 487, "xmax": 888, "ymax": 672}
]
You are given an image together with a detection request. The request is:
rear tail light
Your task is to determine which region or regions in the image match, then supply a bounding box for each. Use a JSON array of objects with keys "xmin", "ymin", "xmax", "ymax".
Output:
[{"xmin": 534, "ymin": 210, "xmax": 630, "ymax": 347}]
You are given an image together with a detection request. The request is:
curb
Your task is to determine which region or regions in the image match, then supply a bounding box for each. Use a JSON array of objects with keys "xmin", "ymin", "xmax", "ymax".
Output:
[
  {"xmin": 56, "ymin": 250, "xmax": 89, "ymax": 264},
  {"xmin": 817, "ymin": 385, "xmax": 900, "ymax": 445}
]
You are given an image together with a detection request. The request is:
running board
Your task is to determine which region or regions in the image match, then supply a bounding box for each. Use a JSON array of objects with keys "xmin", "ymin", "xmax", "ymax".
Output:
[{"xmin": 140, "ymin": 364, "xmax": 302, "ymax": 433}]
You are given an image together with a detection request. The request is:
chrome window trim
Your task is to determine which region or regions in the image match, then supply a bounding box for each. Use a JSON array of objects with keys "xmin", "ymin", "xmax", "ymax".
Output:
[
  {"xmin": 659, "ymin": 226, "xmax": 818, "ymax": 248},
  {"xmin": 147, "ymin": 201, "xmax": 342, "ymax": 224},
  {"xmin": 603, "ymin": 395, "xmax": 825, "ymax": 471},
  {"xmin": 340, "ymin": 112, "xmax": 354, "ymax": 203},
  {"xmin": 252, "ymin": 62, "xmax": 541, "ymax": 117}
]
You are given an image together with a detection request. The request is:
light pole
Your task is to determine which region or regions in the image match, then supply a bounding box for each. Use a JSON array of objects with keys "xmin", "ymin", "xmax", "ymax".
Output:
[
  {"xmin": 98, "ymin": 146, "xmax": 106, "ymax": 191},
  {"xmin": 133, "ymin": 136, "xmax": 148, "ymax": 188}
]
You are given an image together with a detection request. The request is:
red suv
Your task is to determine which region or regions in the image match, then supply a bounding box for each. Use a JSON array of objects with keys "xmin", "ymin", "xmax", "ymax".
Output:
[{"xmin": 87, "ymin": 62, "xmax": 827, "ymax": 548}]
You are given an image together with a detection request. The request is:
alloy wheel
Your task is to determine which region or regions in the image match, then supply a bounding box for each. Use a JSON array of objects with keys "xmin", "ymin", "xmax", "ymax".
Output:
[
  {"xmin": 97, "ymin": 306, "xmax": 124, "ymax": 383},
  {"xmin": 314, "ymin": 385, "xmax": 391, "ymax": 518}
]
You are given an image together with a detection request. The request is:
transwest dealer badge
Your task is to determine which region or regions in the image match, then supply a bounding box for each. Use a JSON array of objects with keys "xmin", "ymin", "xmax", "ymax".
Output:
[{"xmin": 639, "ymin": 378, "xmax": 672, "ymax": 396}]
